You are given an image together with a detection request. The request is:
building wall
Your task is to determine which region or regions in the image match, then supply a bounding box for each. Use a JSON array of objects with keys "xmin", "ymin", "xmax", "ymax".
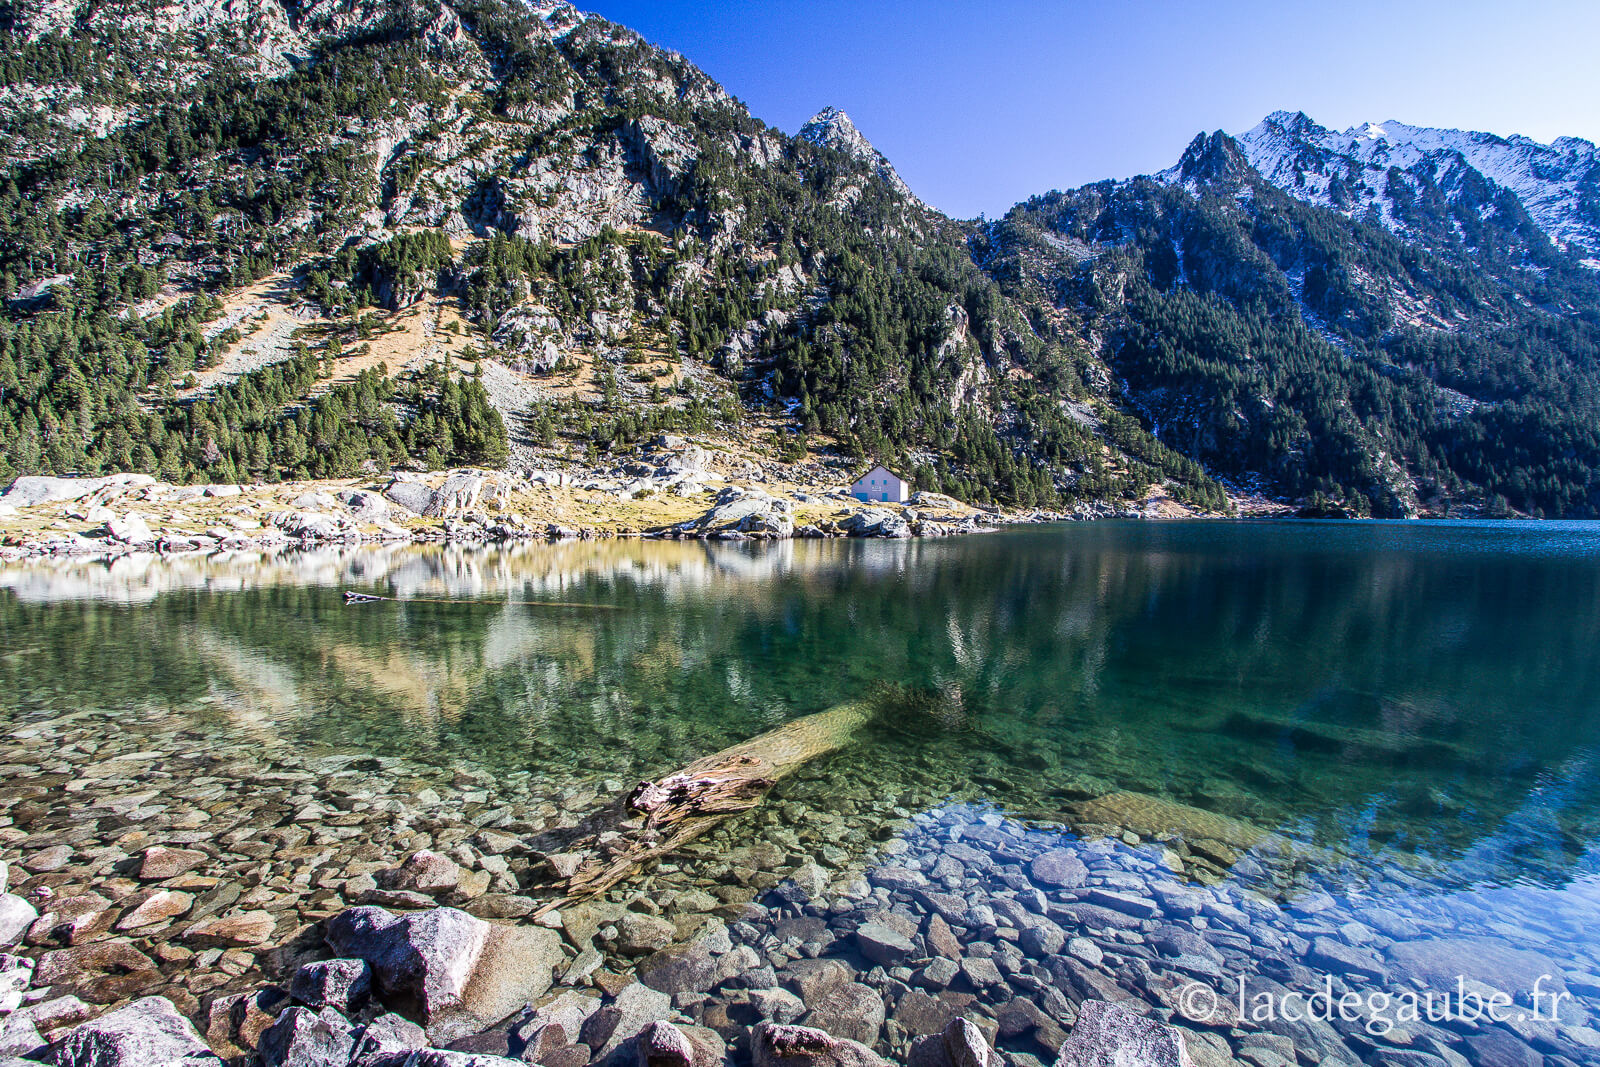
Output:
[{"xmin": 850, "ymin": 467, "xmax": 908, "ymax": 503}]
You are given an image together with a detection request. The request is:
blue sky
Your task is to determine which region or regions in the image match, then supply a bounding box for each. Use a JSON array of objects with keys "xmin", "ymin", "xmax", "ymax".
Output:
[{"xmin": 582, "ymin": 0, "xmax": 1600, "ymax": 220}]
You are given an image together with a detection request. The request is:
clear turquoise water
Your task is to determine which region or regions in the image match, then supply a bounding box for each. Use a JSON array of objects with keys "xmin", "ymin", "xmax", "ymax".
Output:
[
  {"xmin": 5, "ymin": 521, "xmax": 1600, "ymax": 890},
  {"xmin": 9, "ymin": 521, "xmax": 1600, "ymax": 1059}
]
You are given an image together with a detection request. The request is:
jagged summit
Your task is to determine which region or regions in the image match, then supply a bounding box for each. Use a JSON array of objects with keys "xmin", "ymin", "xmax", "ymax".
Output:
[
  {"xmin": 1232, "ymin": 110, "xmax": 1600, "ymax": 261},
  {"xmin": 1170, "ymin": 130, "xmax": 1253, "ymax": 188},
  {"xmin": 798, "ymin": 106, "xmax": 913, "ymax": 199}
]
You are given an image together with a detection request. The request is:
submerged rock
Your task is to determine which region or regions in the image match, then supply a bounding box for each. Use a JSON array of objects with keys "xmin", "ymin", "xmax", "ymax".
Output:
[
  {"xmin": 1068, "ymin": 792, "xmax": 1266, "ymax": 852},
  {"xmin": 1052, "ymin": 1000, "xmax": 1192, "ymax": 1067},
  {"xmin": 326, "ymin": 906, "xmax": 563, "ymax": 1042},
  {"xmin": 750, "ymin": 1022, "xmax": 887, "ymax": 1067}
]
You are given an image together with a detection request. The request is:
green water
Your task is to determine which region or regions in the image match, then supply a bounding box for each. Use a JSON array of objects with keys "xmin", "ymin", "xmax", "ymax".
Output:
[{"xmin": 5, "ymin": 520, "xmax": 1600, "ymax": 890}]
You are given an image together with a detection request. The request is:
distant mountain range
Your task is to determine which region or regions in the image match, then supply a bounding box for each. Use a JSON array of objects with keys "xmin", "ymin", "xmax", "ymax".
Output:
[{"xmin": 2, "ymin": 0, "xmax": 1599, "ymax": 517}]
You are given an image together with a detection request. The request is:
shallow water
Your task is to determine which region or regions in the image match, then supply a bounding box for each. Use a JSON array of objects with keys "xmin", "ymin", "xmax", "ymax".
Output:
[{"xmin": 5, "ymin": 522, "xmax": 1600, "ymax": 1063}]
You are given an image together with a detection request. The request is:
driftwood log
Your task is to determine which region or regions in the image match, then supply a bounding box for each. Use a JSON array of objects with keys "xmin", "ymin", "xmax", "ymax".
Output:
[{"xmin": 534, "ymin": 700, "xmax": 874, "ymax": 914}]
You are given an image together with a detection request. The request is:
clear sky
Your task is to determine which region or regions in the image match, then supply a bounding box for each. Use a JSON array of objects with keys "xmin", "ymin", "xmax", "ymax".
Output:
[{"xmin": 581, "ymin": 0, "xmax": 1600, "ymax": 220}]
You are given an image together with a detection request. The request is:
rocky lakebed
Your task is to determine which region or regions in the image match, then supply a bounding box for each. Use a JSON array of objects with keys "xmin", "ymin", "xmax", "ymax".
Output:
[{"xmin": 2, "ymin": 698, "xmax": 1600, "ymax": 1067}]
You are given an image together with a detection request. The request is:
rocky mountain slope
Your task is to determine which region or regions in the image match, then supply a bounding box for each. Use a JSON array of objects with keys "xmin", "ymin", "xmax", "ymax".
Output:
[
  {"xmin": 2, "ymin": 5, "xmax": 1599, "ymax": 517},
  {"xmin": 977, "ymin": 115, "xmax": 1600, "ymax": 517},
  {"xmin": 1, "ymin": 0, "xmax": 1216, "ymax": 514}
]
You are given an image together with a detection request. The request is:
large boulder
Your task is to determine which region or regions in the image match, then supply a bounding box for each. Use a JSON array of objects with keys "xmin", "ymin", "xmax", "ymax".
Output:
[
  {"xmin": 681, "ymin": 488, "xmax": 792, "ymax": 539},
  {"xmin": 351, "ymin": 1013, "xmax": 429, "ymax": 1062},
  {"xmin": 289, "ymin": 958, "xmax": 372, "ymax": 1013},
  {"xmin": 0, "ymin": 895, "xmax": 37, "ymax": 947},
  {"xmin": 342, "ymin": 490, "xmax": 391, "ymax": 523},
  {"xmin": 48, "ymin": 996, "xmax": 222, "ymax": 1067},
  {"xmin": 274, "ymin": 512, "xmax": 348, "ymax": 541},
  {"xmin": 425, "ymin": 474, "xmax": 486, "ymax": 518},
  {"xmin": 1052, "ymin": 1000, "xmax": 1192, "ymax": 1067},
  {"xmin": 800, "ymin": 983, "xmax": 884, "ymax": 1048},
  {"xmin": 907, "ymin": 1019, "xmax": 1000, "ymax": 1067},
  {"xmin": 842, "ymin": 509, "xmax": 910, "ymax": 539},
  {"xmin": 579, "ymin": 981, "xmax": 672, "ymax": 1058},
  {"xmin": 384, "ymin": 479, "xmax": 436, "ymax": 516},
  {"xmin": 750, "ymin": 1023, "xmax": 888, "ymax": 1067},
  {"xmin": 325, "ymin": 906, "xmax": 563, "ymax": 1043}
]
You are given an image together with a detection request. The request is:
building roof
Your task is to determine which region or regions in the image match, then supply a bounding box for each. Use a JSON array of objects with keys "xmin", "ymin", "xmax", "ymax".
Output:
[{"xmin": 850, "ymin": 463, "xmax": 905, "ymax": 484}]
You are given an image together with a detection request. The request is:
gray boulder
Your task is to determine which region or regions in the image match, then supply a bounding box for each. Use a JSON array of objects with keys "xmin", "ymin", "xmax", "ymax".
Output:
[
  {"xmin": 48, "ymin": 996, "xmax": 222, "ymax": 1067},
  {"xmin": 635, "ymin": 1020, "xmax": 695, "ymax": 1067},
  {"xmin": 681, "ymin": 488, "xmax": 793, "ymax": 539},
  {"xmin": 426, "ymin": 474, "xmax": 486, "ymax": 517},
  {"xmin": 579, "ymin": 982, "xmax": 672, "ymax": 1058},
  {"xmin": 0, "ymin": 1015, "xmax": 43, "ymax": 1059},
  {"xmin": 1053, "ymin": 1000, "xmax": 1193, "ymax": 1067},
  {"xmin": 514, "ymin": 990, "xmax": 600, "ymax": 1042},
  {"xmin": 291, "ymin": 491, "xmax": 343, "ymax": 512},
  {"xmin": 1029, "ymin": 851, "xmax": 1088, "ymax": 889},
  {"xmin": 326, "ymin": 906, "xmax": 563, "ymax": 1043},
  {"xmin": 384, "ymin": 479, "xmax": 436, "ymax": 516},
  {"xmin": 0, "ymin": 895, "xmax": 37, "ymax": 947},
  {"xmin": 842, "ymin": 509, "xmax": 910, "ymax": 539},
  {"xmin": 800, "ymin": 983, "xmax": 884, "ymax": 1047},
  {"xmin": 343, "ymin": 491, "xmax": 391, "ymax": 522},
  {"xmin": 854, "ymin": 923, "xmax": 916, "ymax": 967},
  {"xmin": 275, "ymin": 512, "xmax": 347, "ymax": 541},
  {"xmin": 351, "ymin": 1013, "xmax": 429, "ymax": 1064}
]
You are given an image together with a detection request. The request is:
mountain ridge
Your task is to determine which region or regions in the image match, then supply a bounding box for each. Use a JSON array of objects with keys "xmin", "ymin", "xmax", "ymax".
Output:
[{"xmin": 2, "ymin": 1, "xmax": 1599, "ymax": 518}]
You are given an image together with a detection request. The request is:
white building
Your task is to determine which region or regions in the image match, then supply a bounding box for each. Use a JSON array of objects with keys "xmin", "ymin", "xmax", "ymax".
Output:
[{"xmin": 849, "ymin": 464, "xmax": 909, "ymax": 503}]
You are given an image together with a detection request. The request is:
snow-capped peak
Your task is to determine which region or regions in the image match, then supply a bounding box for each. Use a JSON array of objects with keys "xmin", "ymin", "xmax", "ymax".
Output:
[{"xmin": 1227, "ymin": 110, "xmax": 1600, "ymax": 259}]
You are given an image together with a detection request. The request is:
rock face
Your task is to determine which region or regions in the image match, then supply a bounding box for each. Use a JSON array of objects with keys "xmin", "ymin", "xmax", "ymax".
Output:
[
  {"xmin": 679, "ymin": 488, "xmax": 793, "ymax": 540},
  {"xmin": 48, "ymin": 995, "xmax": 222, "ymax": 1067},
  {"xmin": 1052, "ymin": 1000, "xmax": 1193, "ymax": 1067},
  {"xmin": 1, "ymin": 475, "xmax": 154, "ymax": 508},
  {"xmin": 797, "ymin": 107, "xmax": 914, "ymax": 201},
  {"xmin": 325, "ymin": 905, "xmax": 562, "ymax": 1042}
]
